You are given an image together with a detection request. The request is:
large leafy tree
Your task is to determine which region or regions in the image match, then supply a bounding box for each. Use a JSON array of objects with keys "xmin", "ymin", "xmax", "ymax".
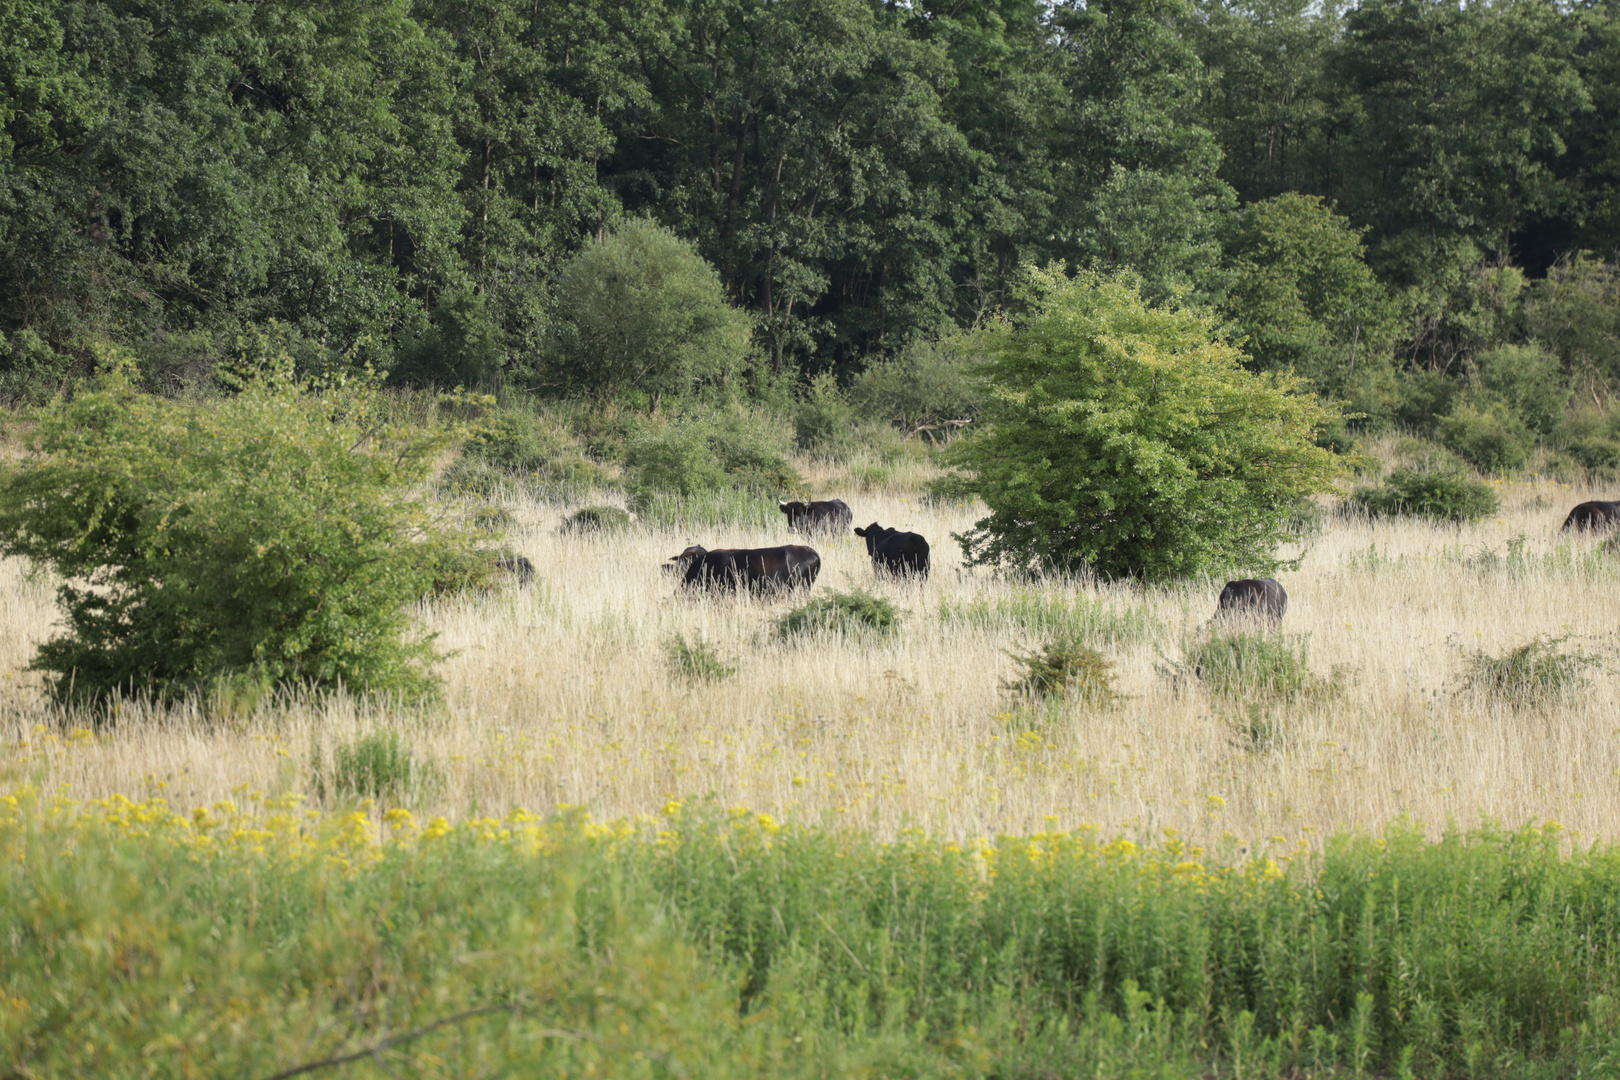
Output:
[{"xmin": 945, "ymin": 268, "xmax": 1347, "ymax": 580}]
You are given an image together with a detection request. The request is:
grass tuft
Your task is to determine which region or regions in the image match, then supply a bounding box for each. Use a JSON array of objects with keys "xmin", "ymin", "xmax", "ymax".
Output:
[{"xmin": 776, "ymin": 588, "xmax": 902, "ymax": 639}]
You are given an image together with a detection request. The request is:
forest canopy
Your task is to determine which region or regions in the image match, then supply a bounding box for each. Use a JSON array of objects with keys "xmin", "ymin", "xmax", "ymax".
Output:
[{"xmin": 3, "ymin": 0, "xmax": 1620, "ymax": 434}]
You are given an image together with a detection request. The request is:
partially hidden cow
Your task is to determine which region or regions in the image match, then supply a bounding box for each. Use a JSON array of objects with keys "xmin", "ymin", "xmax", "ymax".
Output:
[
  {"xmin": 778, "ymin": 498, "xmax": 853, "ymax": 535},
  {"xmin": 494, "ymin": 556, "xmax": 535, "ymax": 587},
  {"xmin": 1215, "ymin": 578, "xmax": 1287, "ymax": 626},
  {"xmin": 667, "ymin": 544, "xmax": 821, "ymax": 592},
  {"xmin": 1561, "ymin": 500, "xmax": 1620, "ymax": 532},
  {"xmin": 854, "ymin": 522, "xmax": 930, "ymax": 579}
]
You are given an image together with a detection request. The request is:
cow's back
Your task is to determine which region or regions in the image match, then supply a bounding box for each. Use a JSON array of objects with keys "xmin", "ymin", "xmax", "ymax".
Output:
[
  {"xmin": 1216, "ymin": 578, "xmax": 1287, "ymax": 622},
  {"xmin": 1562, "ymin": 501, "xmax": 1620, "ymax": 532}
]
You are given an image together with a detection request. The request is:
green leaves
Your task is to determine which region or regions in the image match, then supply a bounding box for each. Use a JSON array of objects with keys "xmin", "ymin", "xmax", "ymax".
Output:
[
  {"xmin": 0, "ymin": 358, "xmax": 474, "ymax": 708},
  {"xmin": 945, "ymin": 268, "xmax": 1347, "ymax": 580}
]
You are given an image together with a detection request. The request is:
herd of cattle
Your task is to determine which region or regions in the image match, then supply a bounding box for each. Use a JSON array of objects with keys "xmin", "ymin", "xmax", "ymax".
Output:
[
  {"xmin": 495, "ymin": 496, "xmax": 1620, "ymax": 623},
  {"xmin": 661, "ymin": 499, "xmax": 930, "ymax": 591}
]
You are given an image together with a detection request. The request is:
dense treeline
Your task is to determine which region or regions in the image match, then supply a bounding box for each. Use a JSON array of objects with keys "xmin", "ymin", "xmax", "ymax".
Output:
[{"xmin": 4, "ymin": 0, "xmax": 1620, "ymax": 434}]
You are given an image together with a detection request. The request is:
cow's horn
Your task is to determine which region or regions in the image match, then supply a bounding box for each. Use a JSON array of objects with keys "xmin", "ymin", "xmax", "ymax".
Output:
[{"xmin": 778, "ymin": 500, "xmax": 787, "ymax": 509}]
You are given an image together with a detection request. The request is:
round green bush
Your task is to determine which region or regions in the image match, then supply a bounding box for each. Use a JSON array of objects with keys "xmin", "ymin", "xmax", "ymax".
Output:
[
  {"xmin": 1437, "ymin": 394, "xmax": 1533, "ymax": 473},
  {"xmin": 775, "ymin": 588, "xmax": 902, "ymax": 639},
  {"xmin": 1348, "ymin": 468, "xmax": 1498, "ymax": 522}
]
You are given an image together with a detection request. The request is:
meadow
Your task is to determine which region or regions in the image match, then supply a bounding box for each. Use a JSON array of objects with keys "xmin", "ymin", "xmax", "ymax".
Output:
[{"xmin": 3, "ymin": 440, "xmax": 1617, "ymax": 850}]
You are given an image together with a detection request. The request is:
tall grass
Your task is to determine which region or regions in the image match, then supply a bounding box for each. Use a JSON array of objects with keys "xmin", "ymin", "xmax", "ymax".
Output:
[{"xmin": 7, "ymin": 795, "xmax": 1620, "ymax": 1078}]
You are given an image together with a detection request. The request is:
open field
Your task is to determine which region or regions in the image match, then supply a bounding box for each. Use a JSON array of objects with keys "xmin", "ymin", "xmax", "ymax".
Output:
[{"xmin": 4, "ymin": 458, "xmax": 1620, "ymax": 848}]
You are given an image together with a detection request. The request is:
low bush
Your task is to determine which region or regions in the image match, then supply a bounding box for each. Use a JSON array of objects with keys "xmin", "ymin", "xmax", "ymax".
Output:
[
  {"xmin": 848, "ymin": 335, "xmax": 986, "ymax": 436},
  {"xmin": 1477, "ymin": 343, "xmax": 1569, "ymax": 438},
  {"xmin": 445, "ymin": 406, "xmax": 611, "ymax": 501},
  {"xmin": 561, "ymin": 505, "xmax": 633, "ymax": 534},
  {"xmin": 1003, "ymin": 638, "xmax": 1119, "ymax": 705},
  {"xmin": 664, "ymin": 634, "xmax": 736, "ymax": 683},
  {"xmin": 624, "ymin": 411, "xmax": 801, "ymax": 511},
  {"xmin": 776, "ymin": 588, "xmax": 901, "ymax": 639},
  {"xmin": 0, "ymin": 355, "xmax": 473, "ymax": 709},
  {"xmin": 1437, "ymin": 392, "xmax": 1534, "ymax": 473},
  {"xmin": 1348, "ymin": 467, "xmax": 1498, "ymax": 522},
  {"xmin": 1179, "ymin": 631, "xmax": 1325, "ymax": 699},
  {"xmin": 1458, "ymin": 636, "xmax": 1600, "ymax": 706},
  {"xmin": 792, "ymin": 371, "xmax": 858, "ymax": 458},
  {"xmin": 319, "ymin": 729, "xmax": 442, "ymax": 804}
]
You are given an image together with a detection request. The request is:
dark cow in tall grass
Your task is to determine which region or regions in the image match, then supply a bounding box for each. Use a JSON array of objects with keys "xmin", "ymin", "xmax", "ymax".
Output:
[
  {"xmin": 667, "ymin": 544, "xmax": 821, "ymax": 593},
  {"xmin": 1561, "ymin": 501, "xmax": 1620, "ymax": 532},
  {"xmin": 494, "ymin": 556, "xmax": 535, "ymax": 587},
  {"xmin": 778, "ymin": 498, "xmax": 853, "ymax": 535},
  {"xmin": 1215, "ymin": 578, "xmax": 1287, "ymax": 626},
  {"xmin": 854, "ymin": 522, "xmax": 930, "ymax": 579}
]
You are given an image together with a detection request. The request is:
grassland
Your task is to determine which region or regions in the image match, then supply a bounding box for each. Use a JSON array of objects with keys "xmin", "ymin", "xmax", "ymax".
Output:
[{"xmin": 3, "ymin": 440, "xmax": 1618, "ymax": 850}]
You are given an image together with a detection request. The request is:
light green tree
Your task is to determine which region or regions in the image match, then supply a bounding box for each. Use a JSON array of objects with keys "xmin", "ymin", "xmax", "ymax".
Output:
[{"xmin": 944, "ymin": 268, "xmax": 1347, "ymax": 580}]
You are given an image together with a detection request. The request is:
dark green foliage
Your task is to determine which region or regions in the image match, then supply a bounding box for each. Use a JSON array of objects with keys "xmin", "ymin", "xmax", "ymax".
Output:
[
  {"xmin": 623, "ymin": 412, "xmax": 802, "ymax": 527},
  {"xmin": 663, "ymin": 634, "xmax": 735, "ymax": 684},
  {"xmin": 1459, "ymin": 636, "xmax": 1600, "ymax": 706},
  {"xmin": 1218, "ymin": 194, "xmax": 1401, "ymax": 394},
  {"xmin": 1438, "ymin": 392, "xmax": 1535, "ymax": 473},
  {"xmin": 1526, "ymin": 253, "xmax": 1620, "ymax": 396},
  {"xmin": 792, "ymin": 372, "xmax": 858, "ymax": 457},
  {"xmin": 1004, "ymin": 638, "xmax": 1119, "ymax": 705},
  {"xmin": 540, "ymin": 221, "xmax": 754, "ymax": 408},
  {"xmin": 775, "ymin": 589, "xmax": 901, "ymax": 639},
  {"xmin": 560, "ymin": 505, "xmax": 632, "ymax": 534},
  {"xmin": 1349, "ymin": 467, "xmax": 1499, "ymax": 522},
  {"xmin": 0, "ymin": 358, "xmax": 470, "ymax": 708},
  {"xmin": 1181, "ymin": 631, "xmax": 1324, "ymax": 699},
  {"xmin": 847, "ymin": 337, "xmax": 986, "ymax": 437},
  {"xmin": 390, "ymin": 290, "xmax": 506, "ymax": 389},
  {"xmin": 945, "ymin": 271, "xmax": 1347, "ymax": 580},
  {"xmin": 323, "ymin": 729, "xmax": 442, "ymax": 803}
]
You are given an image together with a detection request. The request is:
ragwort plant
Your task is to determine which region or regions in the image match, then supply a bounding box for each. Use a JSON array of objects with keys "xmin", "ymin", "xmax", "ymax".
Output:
[
  {"xmin": 664, "ymin": 633, "xmax": 736, "ymax": 683},
  {"xmin": 1003, "ymin": 637, "xmax": 1119, "ymax": 706},
  {"xmin": 1176, "ymin": 631, "xmax": 1329, "ymax": 699}
]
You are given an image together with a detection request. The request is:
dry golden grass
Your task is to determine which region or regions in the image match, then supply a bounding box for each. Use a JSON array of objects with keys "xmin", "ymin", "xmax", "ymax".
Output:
[{"xmin": 4, "ymin": 454, "xmax": 1620, "ymax": 849}]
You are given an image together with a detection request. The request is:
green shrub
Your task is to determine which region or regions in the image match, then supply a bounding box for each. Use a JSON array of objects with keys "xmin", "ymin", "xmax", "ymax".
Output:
[
  {"xmin": 389, "ymin": 288, "xmax": 506, "ymax": 389},
  {"xmin": 1563, "ymin": 436, "xmax": 1620, "ymax": 475},
  {"xmin": 1180, "ymin": 631, "xmax": 1322, "ymax": 698},
  {"xmin": 664, "ymin": 634, "xmax": 736, "ymax": 683},
  {"xmin": 321, "ymin": 729, "xmax": 442, "ymax": 803},
  {"xmin": 1003, "ymin": 638, "xmax": 1118, "ymax": 705},
  {"xmin": 939, "ymin": 591, "xmax": 1160, "ymax": 648},
  {"xmin": 541, "ymin": 219, "xmax": 755, "ymax": 409},
  {"xmin": 1390, "ymin": 369, "xmax": 1459, "ymax": 435},
  {"xmin": 1477, "ymin": 343, "xmax": 1570, "ymax": 438},
  {"xmin": 944, "ymin": 270, "xmax": 1348, "ymax": 580},
  {"xmin": 776, "ymin": 588, "xmax": 901, "ymax": 639},
  {"xmin": 561, "ymin": 505, "xmax": 633, "ymax": 534},
  {"xmin": 446, "ymin": 407, "xmax": 611, "ymax": 501},
  {"xmin": 1459, "ymin": 636, "xmax": 1600, "ymax": 706},
  {"xmin": 0, "ymin": 356, "xmax": 471, "ymax": 709},
  {"xmin": 624, "ymin": 412, "xmax": 802, "ymax": 524},
  {"xmin": 1437, "ymin": 392, "xmax": 1534, "ymax": 472},
  {"xmin": 848, "ymin": 336, "xmax": 986, "ymax": 435},
  {"xmin": 793, "ymin": 371, "xmax": 858, "ymax": 457},
  {"xmin": 1349, "ymin": 467, "xmax": 1498, "ymax": 522}
]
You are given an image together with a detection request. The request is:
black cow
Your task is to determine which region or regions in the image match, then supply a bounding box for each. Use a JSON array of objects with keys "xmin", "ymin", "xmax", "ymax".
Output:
[
  {"xmin": 1215, "ymin": 578, "xmax": 1287, "ymax": 624},
  {"xmin": 1561, "ymin": 500, "xmax": 1620, "ymax": 532},
  {"xmin": 667, "ymin": 544, "xmax": 821, "ymax": 592},
  {"xmin": 494, "ymin": 557, "xmax": 534, "ymax": 587},
  {"xmin": 778, "ymin": 498, "xmax": 853, "ymax": 535},
  {"xmin": 854, "ymin": 522, "xmax": 930, "ymax": 579}
]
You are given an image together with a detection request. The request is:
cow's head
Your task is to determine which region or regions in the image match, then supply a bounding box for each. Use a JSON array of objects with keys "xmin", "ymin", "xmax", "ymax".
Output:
[
  {"xmin": 779, "ymin": 500, "xmax": 809, "ymax": 530},
  {"xmin": 665, "ymin": 544, "xmax": 707, "ymax": 574},
  {"xmin": 854, "ymin": 522, "xmax": 893, "ymax": 554}
]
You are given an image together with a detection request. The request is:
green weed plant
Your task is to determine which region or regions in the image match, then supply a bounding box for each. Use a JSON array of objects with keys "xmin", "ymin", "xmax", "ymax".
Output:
[
  {"xmin": 940, "ymin": 590, "xmax": 1160, "ymax": 648},
  {"xmin": 1458, "ymin": 636, "xmax": 1601, "ymax": 707},
  {"xmin": 1003, "ymin": 638, "xmax": 1119, "ymax": 706},
  {"xmin": 776, "ymin": 589, "xmax": 901, "ymax": 639},
  {"xmin": 9, "ymin": 797, "xmax": 1620, "ymax": 1079},
  {"xmin": 664, "ymin": 634, "xmax": 736, "ymax": 683}
]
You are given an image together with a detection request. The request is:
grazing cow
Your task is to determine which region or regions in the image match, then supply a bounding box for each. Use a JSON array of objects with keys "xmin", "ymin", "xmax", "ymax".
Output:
[
  {"xmin": 778, "ymin": 498, "xmax": 853, "ymax": 535},
  {"xmin": 854, "ymin": 522, "xmax": 930, "ymax": 579},
  {"xmin": 494, "ymin": 556, "xmax": 534, "ymax": 587},
  {"xmin": 1215, "ymin": 578, "xmax": 1287, "ymax": 625},
  {"xmin": 1561, "ymin": 500, "xmax": 1620, "ymax": 532},
  {"xmin": 667, "ymin": 544, "xmax": 821, "ymax": 592}
]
